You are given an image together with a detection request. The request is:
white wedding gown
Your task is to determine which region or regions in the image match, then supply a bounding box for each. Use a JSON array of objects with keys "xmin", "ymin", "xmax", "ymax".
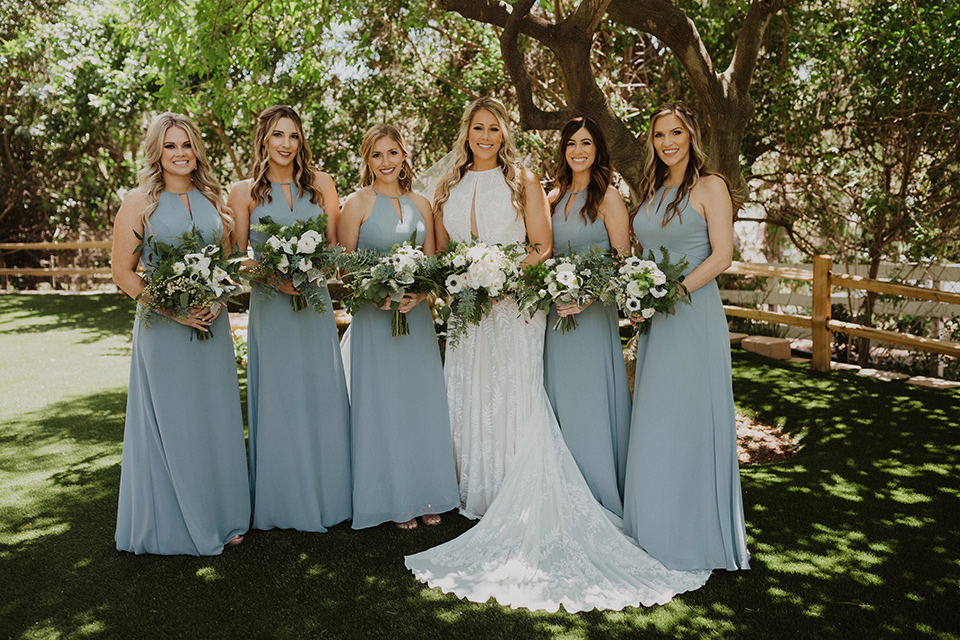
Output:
[{"xmin": 404, "ymin": 168, "xmax": 711, "ymax": 612}]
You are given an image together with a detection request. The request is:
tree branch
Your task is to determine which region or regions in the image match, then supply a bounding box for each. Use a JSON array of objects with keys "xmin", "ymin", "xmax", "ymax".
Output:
[
  {"xmin": 607, "ymin": 0, "xmax": 719, "ymax": 103},
  {"xmin": 725, "ymin": 0, "xmax": 797, "ymax": 100},
  {"xmin": 498, "ymin": 0, "xmax": 576, "ymax": 130},
  {"xmin": 562, "ymin": 0, "xmax": 613, "ymax": 35},
  {"xmin": 442, "ymin": 0, "xmax": 553, "ymax": 40}
]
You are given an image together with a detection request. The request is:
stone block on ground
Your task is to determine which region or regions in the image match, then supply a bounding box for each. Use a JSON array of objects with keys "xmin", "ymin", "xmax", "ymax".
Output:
[
  {"xmin": 905, "ymin": 376, "xmax": 960, "ymax": 390},
  {"xmin": 729, "ymin": 332, "xmax": 748, "ymax": 346},
  {"xmin": 831, "ymin": 361, "xmax": 861, "ymax": 371},
  {"xmin": 857, "ymin": 368, "xmax": 909, "ymax": 382},
  {"xmin": 741, "ymin": 335, "xmax": 792, "ymax": 360}
]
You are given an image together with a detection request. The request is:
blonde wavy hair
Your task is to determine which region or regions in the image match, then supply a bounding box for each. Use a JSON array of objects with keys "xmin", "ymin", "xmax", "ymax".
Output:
[
  {"xmin": 250, "ymin": 105, "xmax": 323, "ymax": 208},
  {"xmin": 434, "ymin": 97, "xmax": 525, "ymax": 220},
  {"xmin": 136, "ymin": 112, "xmax": 233, "ymax": 233},
  {"xmin": 358, "ymin": 124, "xmax": 414, "ymax": 193},
  {"xmin": 635, "ymin": 103, "xmax": 742, "ymax": 228}
]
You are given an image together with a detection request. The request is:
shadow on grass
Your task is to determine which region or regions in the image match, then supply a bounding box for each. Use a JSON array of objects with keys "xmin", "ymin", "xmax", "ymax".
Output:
[
  {"xmin": 0, "ymin": 293, "xmax": 134, "ymax": 342},
  {"xmin": 729, "ymin": 350, "xmax": 960, "ymax": 639},
  {"xmin": 2, "ymin": 349, "xmax": 959, "ymax": 639}
]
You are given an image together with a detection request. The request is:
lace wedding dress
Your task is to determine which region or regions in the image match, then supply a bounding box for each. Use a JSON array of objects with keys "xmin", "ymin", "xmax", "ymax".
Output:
[{"xmin": 405, "ymin": 168, "xmax": 711, "ymax": 612}]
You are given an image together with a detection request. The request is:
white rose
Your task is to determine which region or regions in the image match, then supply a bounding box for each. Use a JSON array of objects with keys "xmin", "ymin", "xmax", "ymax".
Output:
[
  {"xmin": 466, "ymin": 244, "xmax": 491, "ymax": 263},
  {"xmin": 296, "ymin": 235, "xmax": 318, "ymax": 254},
  {"xmin": 641, "ymin": 307, "xmax": 656, "ymax": 319},
  {"xmin": 452, "ymin": 253, "xmax": 467, "ymax": 268},
  {"xmin": 626, "ymin": 280, "xmax": 643, "ymax": 298},
  {"xmin": 299, "ymin": 259, "xmax": 313, "ymax": 272},
  {"xmin": 266, "ymin": 236, "xmax": 282, "ymax": 250},
  {"xmin": 639, "ymin": 260, "xmax": 658, "ymax": 271},
  {"xmin": 652, "ymin": 270, "xmax": 667, "ymax": 286}
]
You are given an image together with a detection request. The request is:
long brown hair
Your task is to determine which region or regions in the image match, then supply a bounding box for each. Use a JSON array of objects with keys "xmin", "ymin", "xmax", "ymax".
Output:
[
  {"xmin": 433, "ymin": 97, "xmax": 525, "ymax": 220},
  {"xmin": 358, "ymin": 124, "xmax": 415, "ymax": 193},
  {"xmin": 549, "ymin": 117, "xmax": 612, "ymax": 224},
  {"xmin": 635, "ymin": 103, "xmax": 737, "ymax": 227},
  {"xmin": 137, "ymin": 112, "xmax": 232, "ymax": 232},
  {"xmin": 250, "ymin": 105, "xmax": 323, "ymax": 208}
]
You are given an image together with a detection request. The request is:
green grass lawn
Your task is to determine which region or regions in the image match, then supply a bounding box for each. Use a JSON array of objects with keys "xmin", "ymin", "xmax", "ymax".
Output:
[{"xmin": 1, "ymin": 293, "xmax": 958, "ymax": 640}]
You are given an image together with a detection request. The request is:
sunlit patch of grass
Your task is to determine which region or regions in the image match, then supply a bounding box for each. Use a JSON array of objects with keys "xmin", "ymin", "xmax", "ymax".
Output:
[
  {"xmin": 196, "ymin": 566, "xmax": 221, "ymax": 583},
  {"xmin": 821, "ymin": 473, "xmax": 866, "ymax": 502}
]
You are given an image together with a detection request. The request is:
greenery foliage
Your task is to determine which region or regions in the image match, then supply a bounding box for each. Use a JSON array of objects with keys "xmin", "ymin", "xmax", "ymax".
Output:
[{"xmin": 3, "ymin": 0, "xmax": 958, "ymax": 279}]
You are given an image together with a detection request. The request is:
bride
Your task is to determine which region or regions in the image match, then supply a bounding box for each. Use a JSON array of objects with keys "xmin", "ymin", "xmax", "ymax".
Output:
[{"xmin": 405, "ymin": 97, "xmax": 712, "ymax": 612}]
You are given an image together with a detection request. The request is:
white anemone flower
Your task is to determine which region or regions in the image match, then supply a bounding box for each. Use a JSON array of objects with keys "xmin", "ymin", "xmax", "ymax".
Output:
[{"xmin": 445, "ymin": 273, "xmax": 466, "ymax": 294}]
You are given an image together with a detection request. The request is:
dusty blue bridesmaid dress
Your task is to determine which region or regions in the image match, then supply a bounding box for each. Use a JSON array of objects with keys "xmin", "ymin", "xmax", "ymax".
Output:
[
  {"xmin": 542, "ymin": 190, "xmax": 632, "ymax": 517},
  {"xmin": 348, "ymin": 192, "xmax": 459, "ymax": 529},
  {"xmin": 247, "ymin": 182, "xmax": 352, "ymax": 532},
  {"xmin": 116, "ymin": 190, "xmax": 250, "ymax": 555},
  {"xmin": 623, "ymin": 186, "xmax": 750, "ymax": 571}
]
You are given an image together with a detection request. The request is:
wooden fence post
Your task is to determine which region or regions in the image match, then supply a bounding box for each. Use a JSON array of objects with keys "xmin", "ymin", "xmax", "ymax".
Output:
[{"xmin": 812, "ymin": 254, "xmax": 833, "ymax": 372}]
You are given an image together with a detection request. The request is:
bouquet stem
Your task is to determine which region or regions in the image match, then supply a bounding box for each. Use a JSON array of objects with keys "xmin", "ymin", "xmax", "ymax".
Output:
[
  {"xmin": 392, "ymin": 306, "xmax": 410, "ymax": 337},
  {"xmin": 633, "ymin": 317, "xmax": 650, "ymax": 336},
  {"xmin": 552, "ymin": 314, "xmax": 579, "ymax": 333},
  {"xmin": 192, "ymin": 327, "xmax": 213, "ymax": 341},
  {"xmin": 290, "ymin": 293, "xmax": 308, "ymax": 311}
]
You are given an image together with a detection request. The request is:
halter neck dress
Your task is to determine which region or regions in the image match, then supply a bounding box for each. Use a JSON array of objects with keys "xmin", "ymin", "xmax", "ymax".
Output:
[
  {"xmin": 348, "ymin": 190, "xmax": 459, "ymax": 529},
  {"xmin": 543, "ymin": 190, "xmax": 631, "ymax": 517},
  {"xmin": 246, "ymin": 182, "xmax": 352, "ymax": 531},
  {"xmin": 116, "ymin": 189, "xmax": 250, "ymax": 555},
  {"xmin": 624, "ymin": 186, "xmax": 750, "ymax": 571}
]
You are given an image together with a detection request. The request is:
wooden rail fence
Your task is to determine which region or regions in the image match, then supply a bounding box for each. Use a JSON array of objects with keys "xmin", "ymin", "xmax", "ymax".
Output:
[
  {"xmin": 0, "ymin": 240, "xmax": 113, "ymax": 287},
  {"xmin": 3, "ymin": 243, "xmax": 959, "ymax": 373},
  {"xmin": 725, "ymin": 255, "xmax": 960, "ymax": 371}
]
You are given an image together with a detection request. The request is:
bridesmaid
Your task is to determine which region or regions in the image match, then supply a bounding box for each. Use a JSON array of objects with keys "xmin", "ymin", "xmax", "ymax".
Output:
[
  {"xmin": 622, "ymin": 103, "xmax": 750, "ymax": 571},
  {"xmin": 228, "ymin": 105, "xmax": 351, "ymax": 532},
  {"xmin": 542, "ymin": 117, "xmax": 632, "ymax": 517},
  {"xmin": 112, "ymin": 112, "xmax": 249, "ymax": 555},
  {"xmin": 338, "ymin": 124, "xmax": 459, "ymax": 530}
]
